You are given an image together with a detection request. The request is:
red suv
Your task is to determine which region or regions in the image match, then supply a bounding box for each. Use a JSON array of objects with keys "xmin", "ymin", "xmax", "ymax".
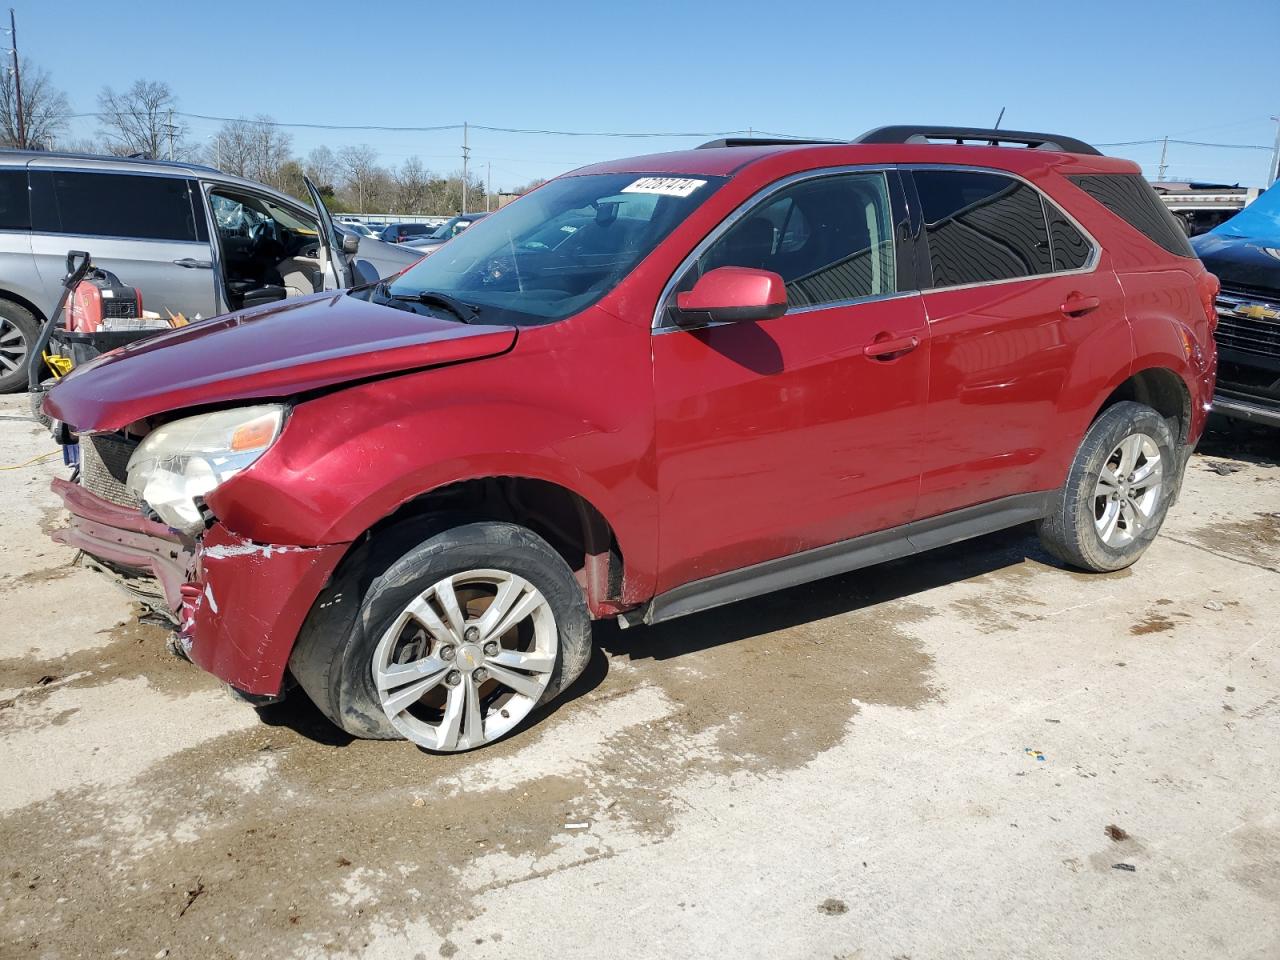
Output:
[{"xmin": 44, "ymin": 126, "xmax": 1219, "ymax": 753}]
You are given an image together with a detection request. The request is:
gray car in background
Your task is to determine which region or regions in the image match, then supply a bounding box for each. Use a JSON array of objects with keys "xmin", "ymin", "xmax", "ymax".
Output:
[{"xmin": 0, "ymin": 150, "xmax": 421, "ymax": 393}]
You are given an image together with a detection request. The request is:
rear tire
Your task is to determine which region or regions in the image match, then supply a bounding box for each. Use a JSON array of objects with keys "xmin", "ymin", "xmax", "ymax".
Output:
[
  {"xmin": 0, "ymin": 299, "xmax": 39, "ymax": 395},
  {"xmin": 1037, "ymin": 402, "xmax": 1177, "ymax": 572},
  {"xmin": 289, "ymin": 520, "xmax": 591, "ymax": 751}
]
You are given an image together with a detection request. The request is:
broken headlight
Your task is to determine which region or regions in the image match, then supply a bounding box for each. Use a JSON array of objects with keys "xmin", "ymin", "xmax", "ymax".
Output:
[{"xmin": 125, "ymin": 405, "xmax": 285, "ymax": 535}]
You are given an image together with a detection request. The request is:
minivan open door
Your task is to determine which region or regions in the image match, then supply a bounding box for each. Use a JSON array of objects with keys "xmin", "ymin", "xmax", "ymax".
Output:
[{"xmin": 304, "ymin": 175, "xmax": 354, "ymax": 290}]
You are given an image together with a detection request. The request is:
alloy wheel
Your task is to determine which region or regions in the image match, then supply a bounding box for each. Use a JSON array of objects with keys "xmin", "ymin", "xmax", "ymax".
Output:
[
  {"xmin": 1092, "ymin": 433, "xmax": 1163, "ymax": 549},
  {"xmin": 371, "ymin": 568, "xmax": 558, "ymax": 751},
  {"xmin": 0, "ymin": 315, "xmax": 29, "ymax": 375}
]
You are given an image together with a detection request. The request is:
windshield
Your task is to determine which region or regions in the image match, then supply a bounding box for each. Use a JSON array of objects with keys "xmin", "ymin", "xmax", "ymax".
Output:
[
  {"xmin": 378, "ymin": 173, "xmax": 724, "ymax": 325},
  {"xmin": 428, "ymin": 217, "xmax": 459, "ymax": 239}
]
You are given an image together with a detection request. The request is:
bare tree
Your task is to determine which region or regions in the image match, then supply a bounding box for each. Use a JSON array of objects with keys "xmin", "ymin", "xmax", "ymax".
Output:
[
  {"xmin": 97, "ymin": 80, "xmax": 187, "ymax": 159},
  {"xmin": 0, "ymin": 57, "xmax": 70, "ymax": 148},
  {"xmin": 304, "ymin": 145, "xmax": 340, "ymax": 193},
  {"xmin": 208, "ymin": 116, "xmax": 294, "ymax": 190},
  {"xmin": 392, "ymin": 156, "xmax": 435, "ymax": 213},
  {"xmin": 337, "ymin": 144, "xmax": 382, "ymax": 213}
]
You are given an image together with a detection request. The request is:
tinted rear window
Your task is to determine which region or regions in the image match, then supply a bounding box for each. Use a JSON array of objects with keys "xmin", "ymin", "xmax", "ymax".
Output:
[
  {"xmin": 1068, "ymin": 174, "xmax": 1194, "ymax": 258},
  {"xmin": 914, "ymin": 170, "xmax": 1052, "ymax": 287},
  {"xmin": 0, "ymin": 170, "xmax": 29, "ymax": 230},
  {"xmin": 30, "ymin": 171, "xmax": 200, "ymax": 242}
]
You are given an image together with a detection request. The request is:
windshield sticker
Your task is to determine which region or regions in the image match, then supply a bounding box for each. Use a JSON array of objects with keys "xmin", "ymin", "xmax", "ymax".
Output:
[{"xmin": 621, "ymin": 177, "xmax": 707, "ymax": 198}]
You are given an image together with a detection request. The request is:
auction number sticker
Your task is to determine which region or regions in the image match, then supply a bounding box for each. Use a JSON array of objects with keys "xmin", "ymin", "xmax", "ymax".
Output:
[{"xmin": 620, "ymin": 177, "xmax": 707, "ymax": 198}]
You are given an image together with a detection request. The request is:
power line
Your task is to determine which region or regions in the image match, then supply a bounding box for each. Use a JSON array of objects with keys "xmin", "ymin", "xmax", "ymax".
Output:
[
  {"xmin": 1096, "ymin": 138, "xmax": 1272, "ymax": 151},
  {"xmin": 66, "ymin": 111, "xmax": 1276, "ymax": 152}
]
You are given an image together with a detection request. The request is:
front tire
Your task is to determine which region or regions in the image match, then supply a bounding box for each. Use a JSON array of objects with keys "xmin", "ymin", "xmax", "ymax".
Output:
[
  {"xmin": 1037, "ymin": 401, "xmax": 1178, "ymax": 572},
  {"xmin": 289, "ymin": 520, "xmax": 591, "ymax": 752}
]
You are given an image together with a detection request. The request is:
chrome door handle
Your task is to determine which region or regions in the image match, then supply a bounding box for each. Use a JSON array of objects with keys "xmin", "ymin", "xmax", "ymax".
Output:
[{"xmin": 173, "ymin": 258, "xmax": 213, "ymax": 269}]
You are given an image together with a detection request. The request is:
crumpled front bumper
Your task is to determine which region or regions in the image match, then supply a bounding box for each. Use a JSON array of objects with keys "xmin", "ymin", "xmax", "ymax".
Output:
[
  {"xmin": 50, "ymin": 477, "xmax": 193, "ymax": 610},
  {"xmin": 50, "ymin": 479, "xmax": 350, "ymax": 697}
]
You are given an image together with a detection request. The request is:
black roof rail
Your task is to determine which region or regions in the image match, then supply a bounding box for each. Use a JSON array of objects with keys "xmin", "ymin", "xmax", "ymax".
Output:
[
  {"xmin": 853, "ymin": 125, "xmax": 1102, "ymax": 156},
  {"xmin": 696, "ymin": 137, "xmax": 843, "ymax": 150}
]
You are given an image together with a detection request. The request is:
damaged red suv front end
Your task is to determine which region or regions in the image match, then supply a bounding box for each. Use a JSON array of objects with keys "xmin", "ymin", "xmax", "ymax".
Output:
[{"xmin": 43, "ymin": 290, "xmax": 518, "ymax": 697}]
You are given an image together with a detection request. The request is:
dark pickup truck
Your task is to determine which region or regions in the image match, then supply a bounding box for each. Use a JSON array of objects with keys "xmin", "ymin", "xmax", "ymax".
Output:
[{"xmin": 1192, "ymin": 186, "xmax": 1280, "ymax": 427}]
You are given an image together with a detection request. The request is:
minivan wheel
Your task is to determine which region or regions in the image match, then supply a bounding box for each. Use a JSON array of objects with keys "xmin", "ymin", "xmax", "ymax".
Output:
[
  {"xmin": 0, "ymin": 300, "xmax": 38, "ymax": 394},
  {"xmin": 1037, "ymin": 401, "xmax": 1177, "ymax": 572},
  {"xmin": 289, "ymin": 520, "xmax": 591, "ymax": 751}
]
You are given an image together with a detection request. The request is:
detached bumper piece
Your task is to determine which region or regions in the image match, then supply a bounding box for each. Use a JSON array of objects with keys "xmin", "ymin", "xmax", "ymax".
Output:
[{"xmin": 50, "ymin": 479, "xmax": 349, "ymax": 699}]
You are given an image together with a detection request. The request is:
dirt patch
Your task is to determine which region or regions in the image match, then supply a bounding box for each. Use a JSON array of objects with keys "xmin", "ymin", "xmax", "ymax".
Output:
[
  {"xmin": 0, "ymin": 581, "xmax": 939, "ymax": 957},
  {"xmin": 37, "ymin": 503, "xmax": 65, "ymax": 538},
  {"xmin": 1187, "ymin": 512, "xmax": 1280, "ymax": 568},
  {"xmin": 0, "ymin": 562, "xmax": 77, "ymax": 590},
  {"xmin": 1230, "ymin": 826, "xmax": 1280, "ymax": 903},
  {"xmin": 1131, "ymin": 614, "xmax": 1177, "ymax": 635},
  {"xmin": 0, "ymin": 614, "xmax": 194, "ymax": 711}
]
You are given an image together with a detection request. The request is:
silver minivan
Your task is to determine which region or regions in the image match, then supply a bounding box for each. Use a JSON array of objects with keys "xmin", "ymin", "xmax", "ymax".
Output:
[{"xmin": 0, "ymin": 150, "xmax": 421, "ymax": 392}]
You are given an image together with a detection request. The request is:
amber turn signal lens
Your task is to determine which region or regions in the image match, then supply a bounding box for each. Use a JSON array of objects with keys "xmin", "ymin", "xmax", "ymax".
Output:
[{"xmin": 230, "ymin": 417, "xmax": 277, "ymax": 451}]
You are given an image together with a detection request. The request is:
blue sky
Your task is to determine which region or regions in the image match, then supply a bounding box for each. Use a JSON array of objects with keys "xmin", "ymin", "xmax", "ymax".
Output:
[{"xmin": 13, "ymin": 0, "xmax": 1280, "ymax": 189}]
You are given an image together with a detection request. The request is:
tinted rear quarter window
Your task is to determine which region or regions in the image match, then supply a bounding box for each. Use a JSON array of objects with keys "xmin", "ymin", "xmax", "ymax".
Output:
[
  {"xmin": 1067, "ymin": 174, "xmax": 1194, "ymax": 258},
  {"xmin": 0, "ymin": 169, "xmax": 30, "ymax": 230},
  {"xmin": 1046, "ymin": 205, "xmax": 1092, "ymax": 271},
  {"xmin": 914, "ymin": 170, "xmax": 1052, "ymax": 287},
  {"xmin": 30, "ymin": 171, "xmax": 200, "ymax": 242}
]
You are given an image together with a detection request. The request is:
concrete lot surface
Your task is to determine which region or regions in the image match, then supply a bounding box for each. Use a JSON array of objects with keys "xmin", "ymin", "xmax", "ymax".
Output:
[{"xmin": 0, "ymin": 394, "xmax": 1277, "ymax": 959}]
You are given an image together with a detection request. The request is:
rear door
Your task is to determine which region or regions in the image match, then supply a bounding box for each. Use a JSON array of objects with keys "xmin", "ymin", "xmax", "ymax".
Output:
[
  {"xmin": 27, "ymin": 169, "xmax": 219, "ymax": 320},
  {"xmin": 908, "ymin": 167, "xmax": 1127, "ymax": 517},
  {"xmin": 652, "ymin": 168, "xmax": 930, "ymax": 592}
]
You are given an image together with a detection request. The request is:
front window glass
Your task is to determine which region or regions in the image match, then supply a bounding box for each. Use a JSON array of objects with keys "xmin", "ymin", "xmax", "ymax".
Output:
[
  {"xmin": 685, "ymin": 171, "xmax": 896, "ymax": 309},
  {"xmin": 378, "ymin": 173, "xmax": 724, "ymax": 325}
]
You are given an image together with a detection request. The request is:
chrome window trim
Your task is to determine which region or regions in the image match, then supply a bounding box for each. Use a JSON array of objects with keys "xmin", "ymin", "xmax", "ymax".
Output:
[
  {"xmin": 650, "ymin": 163, "xmax": 1104, "ymax": 332},
  {"xmin": 901, "ymin": 163, "xmax": 1102, "ymax": 294},
  {"xmin": 651, "ymin": 164, "xmax": 905, "ymax": 332}
]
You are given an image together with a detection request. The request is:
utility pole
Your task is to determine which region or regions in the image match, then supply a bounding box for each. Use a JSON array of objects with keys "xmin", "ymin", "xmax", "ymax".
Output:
[
  {"xmin": 9, "ymin": 9, "xmax": 25, "ymax": 149},
  {"xmin": 164, "ymin": 108, "xmax": 177, "ymax": 161},
  {"xmin": 461, "ymin": 121, "xmax": 470, "ymax": 214},
  {"xmin": 1157, "ymin": 136, "xmax": 1169, "ymax": 182},
  {"xmin": 1269, "ymin": 116, "xmax": 1280, "ymax": 188},
  {"xmin": 486, "ymin": 161, "xmax": 491, "ymax": 213}
]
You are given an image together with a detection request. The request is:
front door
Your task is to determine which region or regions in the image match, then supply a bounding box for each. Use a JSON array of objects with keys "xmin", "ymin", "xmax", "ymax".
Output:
[{"xmin": 652, "ymin": 169, "xmax": 930, "ymax": 593}]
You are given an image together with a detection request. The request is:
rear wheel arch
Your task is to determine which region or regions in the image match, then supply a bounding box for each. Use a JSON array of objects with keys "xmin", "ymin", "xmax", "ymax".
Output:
[
  {"xmin": 1094, "ymin": 365, "xmax": 1193, "ymax": 447},
  {"xmin": 0, "ymin": 289, "xmax": 48, "ymax": 324}
]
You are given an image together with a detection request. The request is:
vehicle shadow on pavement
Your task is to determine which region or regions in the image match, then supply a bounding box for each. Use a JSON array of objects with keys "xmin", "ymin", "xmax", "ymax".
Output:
[
  {"xmin": 599, "ymin": 524, "xmax": 1052, "ymax": 665},
  {"xmin": 1198, "ymin": 413, "xmax": 1278, "ymax": 468}
]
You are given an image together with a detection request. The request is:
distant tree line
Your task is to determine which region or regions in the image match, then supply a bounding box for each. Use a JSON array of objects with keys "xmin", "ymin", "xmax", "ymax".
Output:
[{"xmin": 0, "ymin": 65, "xmax": 540, "ymax": 215}]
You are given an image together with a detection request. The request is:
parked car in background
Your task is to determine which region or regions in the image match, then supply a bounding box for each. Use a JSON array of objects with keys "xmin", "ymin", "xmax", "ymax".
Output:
[
  {"xmin": 403, "ymin": 213, "xmax": 489, "ymax": 254},
  {"xmin": 43, "ymin": 125, "xmax": 1218, "ymax": 753},
  {"xmin": 343, "ymin": 221, "xmax": 382, "ymax": 240},
  {"xmin": 379, "ymin": 222, "xmax": 434, "ymax": 244},
  {"xmin": 1192, "ymin": 184, "xmax": 1280, "ymax": 427},
  {"xmin": 0, "ymin": 150, "xmax": 422, "ymax": 392}
]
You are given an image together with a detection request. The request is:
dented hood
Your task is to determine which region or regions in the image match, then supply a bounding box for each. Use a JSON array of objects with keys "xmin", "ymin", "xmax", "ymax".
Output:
[{"xmin": 44, "ymin": 291, "xmax": 517, "ymax": 432}]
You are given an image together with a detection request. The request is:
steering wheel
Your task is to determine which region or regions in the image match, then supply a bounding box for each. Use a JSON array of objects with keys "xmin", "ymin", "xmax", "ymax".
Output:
[{"xmin": 248, "ymin": 219, "xmax": 283, "ymax": 259}]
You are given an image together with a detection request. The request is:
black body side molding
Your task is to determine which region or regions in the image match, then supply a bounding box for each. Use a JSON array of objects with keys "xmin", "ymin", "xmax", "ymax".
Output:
[{"xmin": 639, "ymin": 491, "xmax": 1053, "ymax": 626}]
